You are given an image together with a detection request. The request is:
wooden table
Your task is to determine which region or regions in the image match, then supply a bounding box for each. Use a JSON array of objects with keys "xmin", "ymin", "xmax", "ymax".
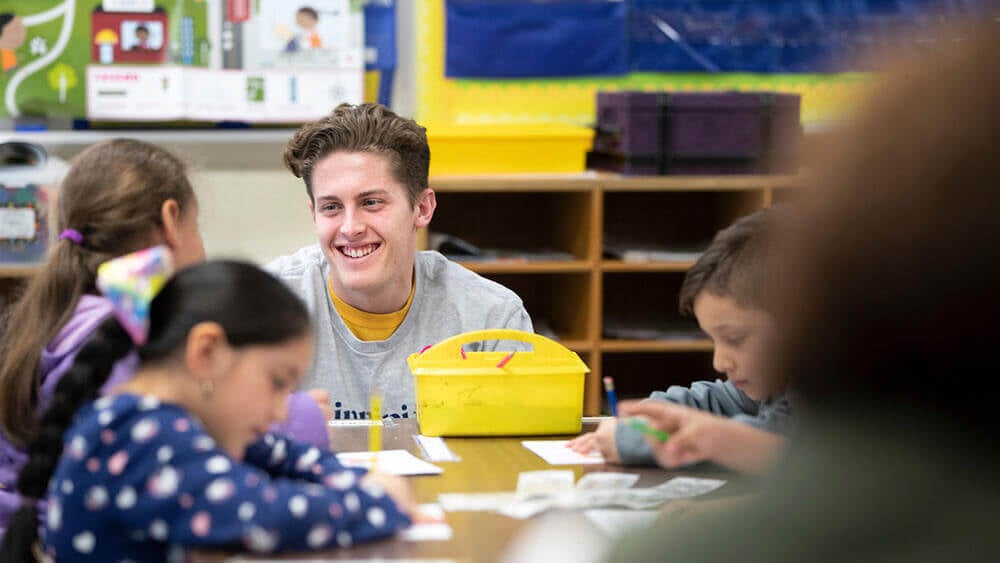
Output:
[{"xmin": 193, "ymin": 419, "xmax": 745, "ymax": 562}]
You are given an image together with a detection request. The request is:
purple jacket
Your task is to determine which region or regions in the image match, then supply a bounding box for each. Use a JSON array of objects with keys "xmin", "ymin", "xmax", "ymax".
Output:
[{"xmin": 0, "ymin": 295, "xmax": 327, "ymax": 537}]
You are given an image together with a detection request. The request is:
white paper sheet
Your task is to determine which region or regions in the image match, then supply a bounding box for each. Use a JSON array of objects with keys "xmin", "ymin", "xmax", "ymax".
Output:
[
  {"xmin": 399, "ymin": 504, "xmax": 454, "ymax": 542},
  {"xmin": 328, "ymin": 419, "xmax": 384, "ymax": 426},
  {"xmin": 336, "ymin": 449, "xmax": 444, "ymax": 476},
  {"xmin": 522, "ymin": 440, "xmax": 605, "ymax": 465},
  {"xmin": 414, "ymin": 435, "xmax": 461, "ymax": 462}
]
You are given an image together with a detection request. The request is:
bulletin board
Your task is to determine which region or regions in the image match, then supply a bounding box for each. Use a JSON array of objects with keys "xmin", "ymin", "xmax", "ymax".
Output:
[{"xmin": 416, "ymin": 0, "xmax": 875, "ymax": 127}]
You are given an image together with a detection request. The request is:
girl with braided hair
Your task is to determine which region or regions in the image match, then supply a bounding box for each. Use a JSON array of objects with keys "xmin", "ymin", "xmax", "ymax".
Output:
[
  {"xmin": 1, "ymin": 253, "xmax": 415, "ymax": 561},
  {"xmin": 0, "ymin": 139, "xmax": 331, "ymax": 539}
]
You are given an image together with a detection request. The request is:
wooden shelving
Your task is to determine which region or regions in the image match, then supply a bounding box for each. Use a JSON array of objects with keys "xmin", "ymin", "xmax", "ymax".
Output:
[
  {"xmin": 430, "ymin": 173, "xmax": 799, "ymax": 415},
  {"xmin": 1, "ymin": 172, "xmax": 800, "ymax": 415},
  {"xmin": 0, "ymin": 264, "xmax": 41, "ymax": 278}
]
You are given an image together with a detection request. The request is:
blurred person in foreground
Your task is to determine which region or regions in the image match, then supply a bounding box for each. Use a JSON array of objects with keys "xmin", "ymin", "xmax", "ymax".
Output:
[{"xmin": 612, "ymin": 23, "xmax": 1000, "ymax": 562}]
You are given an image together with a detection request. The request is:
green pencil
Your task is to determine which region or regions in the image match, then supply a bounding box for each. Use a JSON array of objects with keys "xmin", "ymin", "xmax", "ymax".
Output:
[{"xmin": 626, "ymin": 417, "xmax": 670, "ymax": 442}]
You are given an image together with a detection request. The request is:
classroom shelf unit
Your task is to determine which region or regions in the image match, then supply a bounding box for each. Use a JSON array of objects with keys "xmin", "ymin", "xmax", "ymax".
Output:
[
  {"xmin": 428, "ymin": 173, "xmax": 800, "ymax": 415},
  {"xmin": 0, "ymin": 171, "xmax": 801, "ymax": 415}
]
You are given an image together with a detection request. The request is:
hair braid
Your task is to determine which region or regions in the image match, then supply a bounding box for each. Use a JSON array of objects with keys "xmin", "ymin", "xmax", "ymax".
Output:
[{"xmin": 0, "ymin": 319, "xmax": 131, "ymax": 560}]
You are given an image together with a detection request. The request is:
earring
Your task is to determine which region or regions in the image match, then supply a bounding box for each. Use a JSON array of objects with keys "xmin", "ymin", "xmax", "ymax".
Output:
[{"xmin": 200, "ymin": 379, "xmax": 214, "ymax": 399}]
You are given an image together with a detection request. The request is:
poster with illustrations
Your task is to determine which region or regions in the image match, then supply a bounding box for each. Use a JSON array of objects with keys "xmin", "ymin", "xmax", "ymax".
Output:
[
  {"xmin": 0, "ymin": 0, "xmax": 364, "ymax": 124},
  {"xmin": 253, "ymin": 1, "xmax": 363, "ymax": 70}
]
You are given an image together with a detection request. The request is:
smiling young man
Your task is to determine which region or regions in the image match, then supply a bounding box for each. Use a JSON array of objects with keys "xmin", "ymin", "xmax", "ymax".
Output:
[
  {"xmin": 567, "ymin": 206, "xmax": 793, "ymax": 466},
  {"xmin": 266, "ymin": 103, "xmax": 533, "ymax": 421}
]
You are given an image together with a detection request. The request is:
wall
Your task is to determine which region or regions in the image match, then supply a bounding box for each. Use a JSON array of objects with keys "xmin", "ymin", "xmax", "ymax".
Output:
[
  {"xmin": 31, "ymin": 134, "xmax": 316, "ymax": 266},
  {"xmin": 8, "ymin": 5, "xmax": 421, "ymax": 266}
]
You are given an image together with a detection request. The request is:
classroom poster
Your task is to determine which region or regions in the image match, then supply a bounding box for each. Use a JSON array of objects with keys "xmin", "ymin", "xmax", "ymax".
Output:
[{"xmin": 0, "ymin": 0, "xmax": 364, "ymax": 123}]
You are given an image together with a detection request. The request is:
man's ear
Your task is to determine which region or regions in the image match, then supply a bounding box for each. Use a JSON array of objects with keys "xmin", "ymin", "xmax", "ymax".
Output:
[
  {"xmin": 184, "ymin": 321, "xmax": 231, "ymax": 379},
  {"xmin": 414, "ymin": 188, "xmax": 436, "ymax": 229},
  {"xmin": 159, "ymin": 198, "xmax": 182, "ymax": 250}
]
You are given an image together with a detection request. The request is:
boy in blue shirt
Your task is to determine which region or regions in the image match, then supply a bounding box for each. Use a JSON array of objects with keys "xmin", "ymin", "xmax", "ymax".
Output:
[{"xmin": 569, "ymin": 206, "xmax": 792, "ymax": 470}]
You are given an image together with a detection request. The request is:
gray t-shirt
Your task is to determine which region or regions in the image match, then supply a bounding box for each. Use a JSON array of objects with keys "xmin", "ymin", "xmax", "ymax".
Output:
[{"xmin": 266, "ymin": 246, "xmax": 533, "ymax": 420}]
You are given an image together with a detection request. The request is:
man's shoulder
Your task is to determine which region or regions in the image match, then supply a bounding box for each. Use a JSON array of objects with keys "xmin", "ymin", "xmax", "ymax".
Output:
[
  {"xmin": 264, "ymin": 245, "xmax": 325, "ymax": 280},
  {"xmin": 417, "ymin": 251, "xmax": 523, "ymax": 304}
]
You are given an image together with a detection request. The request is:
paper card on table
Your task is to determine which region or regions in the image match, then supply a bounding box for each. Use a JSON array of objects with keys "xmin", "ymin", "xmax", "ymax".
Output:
[
  {"xmin": 336, "ymin": 449, "xmax": 444, "ymax": 476},
  {"xmin": 497, "ymin": 498, "xmax": 557, "ymax": 520},
  {"xmin": 575, "ymin": 472, "xmax": 639, "ymax": 490},
  {"xmin": 653, "ymin": 476, "xmax": 727, "ymax": 498},
  {"xmin": 399, "ymin": 504, "xmax": 454, "ymax": 542},
  {"xmin": 522, "ymin": 440, "xmax": 605, "ymax": 465},
  {"xmin": 414, "ymin": 435, "xmax": 461, "ymax": 462},
  {"xmin": 583, "ymin": 509, "xmax": 660, "ymax": 539},
  {"xmin": 516, "ymin": 470, "xmax": 575, "ymax": 499},
  {"xmin": 438, "ymin": 492, "xmax": 518, "ymax": 512},
  {"xmin": 328, "ymin": 419, "xmax": 384, "ymax": 426}
]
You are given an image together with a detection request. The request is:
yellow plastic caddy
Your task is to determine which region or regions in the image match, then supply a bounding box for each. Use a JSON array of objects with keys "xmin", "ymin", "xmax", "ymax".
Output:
[{"xmin": 408, "ymin": 329, "xmax": 589, "ymax": 436}]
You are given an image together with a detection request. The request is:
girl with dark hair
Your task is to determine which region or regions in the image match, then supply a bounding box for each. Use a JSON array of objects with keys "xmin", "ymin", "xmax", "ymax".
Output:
[
  {"xmin": 0, "ymin": 139, "xmax": 331, "ymax": 538},
  {"xmin": 0, "ymin": 251, "xmax": 415, "ymax": 561}
]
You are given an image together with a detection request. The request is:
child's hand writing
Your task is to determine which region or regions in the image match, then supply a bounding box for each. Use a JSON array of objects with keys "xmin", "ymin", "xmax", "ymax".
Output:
[{"xmin": 566, "ymin": 419, "xmax": 621, "ymax": 463}]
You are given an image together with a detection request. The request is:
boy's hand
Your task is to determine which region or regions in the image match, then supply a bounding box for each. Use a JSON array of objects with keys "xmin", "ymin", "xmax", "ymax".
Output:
[
  {"xmin": 566, "ymin": 419, "xmax": 621, "ymax": 463},
  {"xmin": 306, "ymin": 388, "xmax": 334, "ymax": 421},
  {"xmin": 619, "ymin": 400, "xmax": 785, "ymax": 473},
  {"xmin": 619, "ymin": 400, "xmax": 724, "ymax": 468}
]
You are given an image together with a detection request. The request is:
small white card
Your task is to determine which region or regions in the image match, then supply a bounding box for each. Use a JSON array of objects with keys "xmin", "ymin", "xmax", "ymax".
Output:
[
  {"xmin": 0, "ymin": 208, "xmax": 36, "ymax": 239},
  {"xmin": 522, "ymin": 440, "xmax": 605, "ymax": 465},
  {"xmin": 575, "ymin": 472, "xmax": 639, "ymax": 490},
  {"xmin": 653, "ymin": 476, "xmax": 727, "ymax": 498},
  {"xmin": 398, "ymin": 504, "xmax": 453, "ymax": 542},
  {"xmin": 336, "ymin": 449, "xmax": 444, "ymax": 476},
  {"xmin": 104, "ymin": 0, "xmax": 154, "ymax": 13},
  {"xmin": 438, "ymin": 492, "xmax": 518, "ymax": 512},
  {"xmin": 328, "ymin": 419, "xmax": 383, "ymax": 426},
  {"xmin": 414, "ymin": 435, "xmax": 461, "ymax": 462},
  {"xmin": 516, "ymin": 470, "xmax": 575, "ymax": 499}
]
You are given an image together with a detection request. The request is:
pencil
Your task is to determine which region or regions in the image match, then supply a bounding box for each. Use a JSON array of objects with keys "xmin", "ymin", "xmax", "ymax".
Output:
[
  {"xmin": 368, "ymin": 392, "xmax": 382, "ymax": 458},
  {"xmin": 603, "ymin": 376, "xmax": 618, "ymax": 416},
  {"xmin": 626, "ymin": 417, "xmax": 670, "ymax": 442}
]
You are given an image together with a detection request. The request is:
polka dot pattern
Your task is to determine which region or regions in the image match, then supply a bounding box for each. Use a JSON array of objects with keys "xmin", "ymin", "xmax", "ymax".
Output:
[
  {"xmin": 43, "ymin": 394, "xmax": 410, "ymax": 560},
  {"xmin": 294, "ymin": 447, "xmax": 321, "ymax": 472},
  {"xmin": 116, "ymin": 486, "xmax": 137, "ymax": 510},
  {"xmin": 72, "ymin": 531, "xmax": 95, "ymax": 553}
]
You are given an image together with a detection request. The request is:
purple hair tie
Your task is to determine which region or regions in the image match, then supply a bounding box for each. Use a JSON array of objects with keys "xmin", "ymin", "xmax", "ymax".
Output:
[{"xmin": 59, "ymin": 229, "xmax": 84, "ymax": 245}]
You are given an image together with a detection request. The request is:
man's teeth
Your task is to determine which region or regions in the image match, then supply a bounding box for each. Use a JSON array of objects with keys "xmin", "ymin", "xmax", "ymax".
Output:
[{"xmin": 344, "ymin": 245, "xmax": 375, "ymax": 258}]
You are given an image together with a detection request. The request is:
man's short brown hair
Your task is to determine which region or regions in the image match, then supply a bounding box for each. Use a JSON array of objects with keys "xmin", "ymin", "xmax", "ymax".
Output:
[{"xmin": 283, "ymin": 103, "xmax": 430, "ymax": 206}]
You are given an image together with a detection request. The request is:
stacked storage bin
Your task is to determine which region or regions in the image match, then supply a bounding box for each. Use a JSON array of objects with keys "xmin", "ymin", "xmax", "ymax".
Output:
[{"xmin": 588, "ymin": 91, "xmax": 802, "ymax": 175}]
